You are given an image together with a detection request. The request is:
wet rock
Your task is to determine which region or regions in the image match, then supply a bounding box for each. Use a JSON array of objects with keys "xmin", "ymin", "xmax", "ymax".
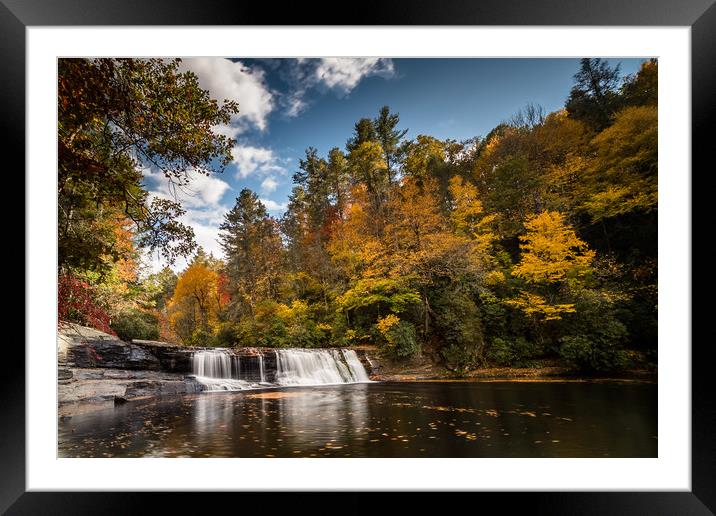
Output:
[
  {"xmin": 58, "ymin": 324, "xmax": 373, "ymax": 406},
  {"xmin": 58, "ymin": 368, "xmax": 205, "ymax": 405},
  {"xmin": 132, "ymin": 340, "xmax": 193, "ymax": 373},
  {"xmin": 66, "ymin": 339, "xmax": 162, "ymax": 370},
  {"xmin": 124, "ymin": 379, "xmax": 204, "ymax": 399}
]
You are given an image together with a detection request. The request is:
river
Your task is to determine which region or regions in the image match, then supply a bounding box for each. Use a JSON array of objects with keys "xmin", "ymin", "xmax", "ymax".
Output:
[{"xmin": 58, "ymin": 380, "xmax": 656, "ymax": 457}]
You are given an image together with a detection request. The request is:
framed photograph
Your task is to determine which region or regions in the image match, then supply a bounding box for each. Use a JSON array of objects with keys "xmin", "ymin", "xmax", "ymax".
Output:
[{"xmin": 7, "ymin": 0, "xmax": 711, "ymax": 513}]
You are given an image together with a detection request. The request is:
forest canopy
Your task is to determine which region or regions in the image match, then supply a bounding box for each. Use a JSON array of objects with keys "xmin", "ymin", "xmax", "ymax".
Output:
[{"xmin": 58, "ymin": 58, "xmax": 658, "ymax": 373}]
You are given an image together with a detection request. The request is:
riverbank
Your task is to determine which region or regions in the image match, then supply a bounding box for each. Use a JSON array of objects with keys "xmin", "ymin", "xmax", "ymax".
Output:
[
  {"xmin": 360, "ymin": 344, "xmax": 656, "ymax": 383},
  {"xmin": 57, "ymin": 324, "xmax": 656, "ymax": 417}
]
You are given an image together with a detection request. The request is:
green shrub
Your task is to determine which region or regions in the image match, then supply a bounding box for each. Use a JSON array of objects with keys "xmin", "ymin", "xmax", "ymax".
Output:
[
  {"xmin": 215, "ymin": 322, "xmax": 239, "ymax": 347},
  {"xmin": 227, "ymin": 300, "xmax": 335, "ymax": 349},
  {"xmin": 559, "ymin": 329, "xmax": 629, "ymax": 372},
  {"xmin": 487, "ymin": 336, "xmax": 541, "ymax": 367},
  {"xmin": 432, "ymin": 290, "xmax": 484, "ymax": 371},
  {"xmin": 110, "ymin": 309, "xmax": 159, "ymax": 342},
  {"xmin": 441, "ymin": 343, "xmax": 480, "ymax": 373},
  {"xmin": 377, "ymin": 316, "xmax": 420, "ymax": 360},
  {"xmin": 187, "ymin": 327, "xmax": 218, "ymax": 347},
  {"xmin": 555, "ymin": 290, "xmax": 630, "ymax": 372}
]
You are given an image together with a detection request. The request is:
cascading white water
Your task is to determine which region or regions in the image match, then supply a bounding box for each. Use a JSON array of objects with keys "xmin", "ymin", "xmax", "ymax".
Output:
[
  {"xmin": 192, "ymin": 350, "xmax": 251, "ymax": 391},
  {"xmin": 192, "ymin": 348, "xmax": 371, "ymax": 392},
  {"xmin": 193, "ymin": 350, "xmax": 232, "ymax": 379},
  {"xmin": 258, "ymin": 353, "xmax": 265, "ymax": 383},
  {"xmin": 272, "ymin": 348, "xmax": 373, "ymax": 386},
  {"xmin": 342, "ymin": 349, "xmax": 370, "ymax": 382}
]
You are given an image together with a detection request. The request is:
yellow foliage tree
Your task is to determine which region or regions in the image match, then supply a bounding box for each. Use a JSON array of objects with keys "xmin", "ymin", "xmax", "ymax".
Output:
[
  {"xmin": 506, "ymin": 291, "xmax": 576, "ymax": 321},
  {"xmin": 580, "ymin": 105, "xmax": 658, "ymax": 221},
  {"xmin": 347, "ymin": 141, "xmax": 389, "ymax": 229},
  {"xmin": 447, "ymin": 176, "xmax": 495, "ymax": 253},
  {"xmin": 402, "ymin": 135, "xmax": 445, "ymax": 180},
  {"xmin": 327, "ymin": 184, "xmax": 383, "ymax": 281},
  {"xmin": 513, "ymin": 211, "xmax": 594, "ymax": 284},
  {"xmin": 168, "ymin": 262, "xmax": 222, "ymax": 344},
  {"xmin": 510, "ymin": 211, "xmax": 594, "ymax": 322}
]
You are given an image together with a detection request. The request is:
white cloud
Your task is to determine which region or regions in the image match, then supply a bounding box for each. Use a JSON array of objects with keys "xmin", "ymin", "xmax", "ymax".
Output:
[
  {"xmin": 179, "ymin": 58, "xmax": 274, "ymax": 138},
  {"xmin": 260, "ymin": 176, "xmax": 279, "ymax": 194},
  {"xmin": 285, "ymin": 92, "xmax": 308, "ymax": 117},
  {"xmin": 231, "ymin": 145, "xmax": 286, "ymax": 178},
  {"xmin": 259, "ymin": 198, "xmax": 288, "ymax": 214},
  {"xmin": 143, "ymin": 168, "xmax": 232, "ymax": 272},
  {"xmin": 144, "ymin": 217, "xmax": 225, "ymax": 274},
  {"xmin": 190, "ymin": 219, "xmax": 225, "ymax": 259},
  {"xmin": 144, "ymin": 168, "xmax": 230, "ymax": 210},
  {"xmin": 314, "ymin": 58, "xmax": 395, "ymax": 95},
  {"xmin": 278, "ymin": 58, "xmax": 395, "ymax": 117}
]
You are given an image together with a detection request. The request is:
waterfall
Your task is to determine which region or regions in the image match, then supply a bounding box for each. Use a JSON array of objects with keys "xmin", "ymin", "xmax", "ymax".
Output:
[
  {"xmin": 192, "ymin": 350, "xmax": 251, "ymax": 391},
  {"xmin": 192, "ymin": 348, "xmax": 371, "ymax": 392},
  {"xmin": 342, "ymin": 349, "xmax": 370, "ymax": 382},
  {"xmin": 258, "ymin": 353, "xmax": 265, "ymax": 383}
]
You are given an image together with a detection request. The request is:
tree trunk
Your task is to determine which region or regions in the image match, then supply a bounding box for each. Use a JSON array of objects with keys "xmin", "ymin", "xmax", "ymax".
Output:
[
  {"xmin": 601, "ymin": 219, "xmax": 612, "ymax": 254},
  {"xmin": 423, "ymin": 291, "xmax": 430, "ymax": 338}
]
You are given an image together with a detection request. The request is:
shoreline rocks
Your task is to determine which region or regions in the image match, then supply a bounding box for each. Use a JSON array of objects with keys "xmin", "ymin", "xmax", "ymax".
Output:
[{"xmin": 58, "ymin": 323, "xmax": 377, "ymax": 408}]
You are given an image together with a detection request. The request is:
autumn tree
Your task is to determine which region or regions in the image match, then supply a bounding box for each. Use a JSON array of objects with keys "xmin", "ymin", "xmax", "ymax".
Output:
[
  {"xmin": 141, "ymin": 266, "xmax": 179, "ymax": 342},
  {"xmin": 347, "ymin": 141, "xmax": 390, "ymax": 234},
  {"xmin": 509, "ymin": 211, "xmax": 594, "ymax": 323},
  {"xmin": 168, "ymin": 261, "xmax": 223, "ymax": 345},
  {"xmin": 621, "ymin": 59, "xmax": 658, "ymax": 108},
  {"xmin": 447, "ymin": 175, "xmax": 495, "ymax": 251},
  {"xmin": 402, "ymin": 135, "xmax": 446, "ymax": 182},
  {"xmin": 579, "ymin": 105, "xmax": 658, "ymax": 223},
  {"xmin": 58, "ymin": 58, "xmax": 238, "ymax": 273}
]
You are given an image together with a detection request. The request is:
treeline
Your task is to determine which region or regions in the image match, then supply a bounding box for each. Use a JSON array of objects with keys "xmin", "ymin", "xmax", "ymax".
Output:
[{"xmin": 58, "ymin": 58, "xmax": 657, "ymax": 373}]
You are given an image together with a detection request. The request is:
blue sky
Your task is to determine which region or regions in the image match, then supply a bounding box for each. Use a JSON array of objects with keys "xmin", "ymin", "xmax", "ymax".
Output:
[{"xmin": 143, "ymin": 57, "xmax": 646, "ymax": 271}]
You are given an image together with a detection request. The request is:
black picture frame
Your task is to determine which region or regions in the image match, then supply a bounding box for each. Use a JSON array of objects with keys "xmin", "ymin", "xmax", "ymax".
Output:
[{"xmin": 4, "ymin": 0, "xmax": 711, "ymax": 513}]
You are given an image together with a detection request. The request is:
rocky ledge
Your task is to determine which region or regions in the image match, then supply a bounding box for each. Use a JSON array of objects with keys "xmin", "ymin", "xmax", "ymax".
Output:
[
  {"xmin": 58, "ymin": 323, "xmax": 377, "ymax": 408},
  {"xmin": 58, "ymin": 323, "xmax": 204, "ymax": 407}
]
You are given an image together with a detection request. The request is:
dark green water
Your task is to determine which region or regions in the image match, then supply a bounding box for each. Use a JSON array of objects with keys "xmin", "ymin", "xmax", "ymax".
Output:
[{"xmin": 58, "ymin": 381, "xmax": 657, "ymax": 458}]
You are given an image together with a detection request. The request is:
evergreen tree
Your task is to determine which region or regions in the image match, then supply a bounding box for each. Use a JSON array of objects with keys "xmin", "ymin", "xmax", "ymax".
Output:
[
  {"xmin": 345, "ymin": 118, "xmax": 378, "ymax": 153},
  {"xmin": 219, "ymin": 189, "xmax": 284, "ymax": 318},
  {"xmin": 374, "ymin": 106, "xmax": 408, "ymax": 184},
  {"xmin": 565, "ymin": 58, "xmax": 622, "ymax": 131}
]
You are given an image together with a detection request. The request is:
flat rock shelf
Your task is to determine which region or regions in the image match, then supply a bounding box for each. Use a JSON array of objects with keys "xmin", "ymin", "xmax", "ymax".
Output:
[{"xmin": 58, "ymin": 323, "xmax": 375, "ymax": 409}]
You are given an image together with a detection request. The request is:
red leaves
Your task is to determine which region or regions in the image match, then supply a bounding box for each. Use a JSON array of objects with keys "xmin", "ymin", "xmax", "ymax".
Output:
[{"xmin": 58, "ymin": 273, "xmax": 116, "ymax": 336}]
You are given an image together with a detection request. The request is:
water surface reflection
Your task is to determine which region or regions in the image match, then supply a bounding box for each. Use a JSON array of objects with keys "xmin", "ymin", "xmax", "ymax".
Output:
[{"xmin": 58, "ymin": 381, "xmax": 657, "ymax": 457}]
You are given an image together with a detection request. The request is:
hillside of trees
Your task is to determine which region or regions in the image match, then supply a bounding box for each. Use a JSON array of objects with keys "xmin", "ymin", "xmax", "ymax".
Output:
[{"xmin": 58, "ymin": 58, "xmax": 658, "ymax": 373}]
